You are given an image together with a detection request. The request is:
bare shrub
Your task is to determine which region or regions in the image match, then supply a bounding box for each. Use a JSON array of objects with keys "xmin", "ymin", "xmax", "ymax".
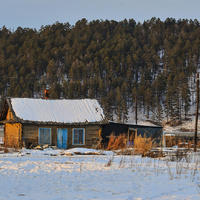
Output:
[
  {"xmin": 4, "ymin": 147, "xmax": 9, "ymax": 153},
  {"xmin": 113, "ymin": 134, "xmax": 127, "ymax": 150},
  {"xmin": 105, "ymin": 155, "xmax": 114, "ymax": 167},
  {"xmin": 166, "ymin": 161, "xmax": 174, "ymax": 180},
  {"xmin": 176, "ymin": 161, "xmax": 183, "ymax": 175},
  {"xmin": 191, "ymin": 156, "xmax": 199, "ymax": 181},
  {"xmin": 107, "ymin": 134, "xmax": 127, "ymax": 150},
  {"xmin": 165, "ymin": 135, "xmax": 176, "ymax": 147},
  {"xmin": 145, "ymin": 150, "xmax": 164, "ymax": 158},
  {"xmin": 79, "ymin": 163, "xmax": 83, "ymax": 173},
  {"xmin": 116, "ymin": 148, "xmax": 134, "ymax": 155},
  {"xmin": 168, "ymin": 149, "xmax": 190, "ymax": 162},
  {"xmin": 134, "ymin": 134, "xmax": 152, "ymax": 156},
  {"xmin": 188, "ymin": 140, "xmax": 192, "ymax": 149},
  {"xmin": 119, "ymin": 155, "xmax": 126, "ymax": 168},
  {"xmin": 176, "ymin": 149, "xmax": 187, "ymax": 162},
  {"xmin": 107, "ymin": 134, "xmax": 115, "ymax": 150}
]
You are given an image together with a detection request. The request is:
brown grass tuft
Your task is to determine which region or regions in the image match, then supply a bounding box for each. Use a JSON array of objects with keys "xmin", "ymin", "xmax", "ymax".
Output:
[
  {"xmin": 165, "ymin": 135, "xmax": 176, "ymax": 147},
  {"xmin": 107, "ymin": 134, "xmax": 127, "ymax": 150},
  {"xmin": 107, "ymin": 134, "xmax": 115, "ymax": 150},
  {"xmin": 134, "ymin": 133, "xmax": 153, "ymax": 156}
]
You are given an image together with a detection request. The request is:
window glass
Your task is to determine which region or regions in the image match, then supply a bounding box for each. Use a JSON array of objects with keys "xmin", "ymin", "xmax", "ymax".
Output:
[
  {"xmin": 39, "ymin": 128, "xmax": 51, "ymax": 145},
  {"xmin": 73, "ymin": 128, "xmax": 85, "ymax": 145}
]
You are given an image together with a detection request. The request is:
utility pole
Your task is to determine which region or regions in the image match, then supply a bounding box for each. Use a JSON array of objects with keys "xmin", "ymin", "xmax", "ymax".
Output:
[
  {"xmin": 135, "ymin": 95, "xmax": 138, "ymax": 125},
  {"xmin": 135, "ymin": 71, "xmax": 138, "ymax": 125},
  {"xmin": 194, "ymin": 72, "xmax": 199, "ymax": 152}
]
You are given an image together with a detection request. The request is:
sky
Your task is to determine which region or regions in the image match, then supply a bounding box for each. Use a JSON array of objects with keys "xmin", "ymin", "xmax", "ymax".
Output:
[{"xmin": 0, "ymin": 0, "xmax": 200, "ymax": 30}]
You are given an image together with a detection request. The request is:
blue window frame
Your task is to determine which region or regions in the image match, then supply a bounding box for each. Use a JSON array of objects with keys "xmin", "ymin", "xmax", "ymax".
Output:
[
  {"xmin": 72, "ymin": 128, "xmax": 85, "ymax": 145},
  {"xmin": 39, "ymin": 128, "xmax": 51, "ymax": 145}
]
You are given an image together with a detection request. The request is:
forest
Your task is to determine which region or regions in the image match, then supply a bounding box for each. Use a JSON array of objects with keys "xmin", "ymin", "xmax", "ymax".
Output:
[{"xmin": 0, "ymin": 18, "xmax": 199, "ymax": 124}]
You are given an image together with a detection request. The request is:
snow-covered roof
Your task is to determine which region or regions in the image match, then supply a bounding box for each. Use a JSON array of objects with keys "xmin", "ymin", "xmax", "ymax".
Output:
[{"xmin": 9, "ymin": 98, "xmax": 105, "ymax": 124}]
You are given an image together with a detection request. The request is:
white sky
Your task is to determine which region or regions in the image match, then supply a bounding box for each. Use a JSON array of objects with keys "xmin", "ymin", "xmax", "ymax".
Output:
[{"xmin": 0, "ymin": 0, "xmax": 200, "ymax": 29}]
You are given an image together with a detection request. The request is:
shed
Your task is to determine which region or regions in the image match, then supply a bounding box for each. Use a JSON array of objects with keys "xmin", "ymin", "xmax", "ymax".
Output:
[
  {"xmin": 163, "ymin": 131, "xmax": 200, "ymax": 147},
  {"xmin": 101, "ymin": 121, "xmax": 163, "ymax": 147},
  {"xmin": 0, "ymin": 98, "xmax": 106, "ymax": 149}
]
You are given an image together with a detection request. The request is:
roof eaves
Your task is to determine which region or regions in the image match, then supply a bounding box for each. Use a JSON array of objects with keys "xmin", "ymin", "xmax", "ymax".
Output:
[{"xmin": 20, "ymin": 119, "xmax": 108, "ymax": 126}]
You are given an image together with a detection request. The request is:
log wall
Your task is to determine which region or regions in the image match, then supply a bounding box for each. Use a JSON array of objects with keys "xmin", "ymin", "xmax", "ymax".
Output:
[{"xmin": 22, "ymin": 124, "xmax": 101, "ymax": 149}]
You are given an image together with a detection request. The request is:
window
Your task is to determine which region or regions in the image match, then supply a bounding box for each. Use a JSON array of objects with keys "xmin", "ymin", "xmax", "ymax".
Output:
[
  {"xmin": 39, "ymin": 128, "xmax": 51, "ymax": 145},
  {"xmin": 72, "ymin": 128, "xmax": 85, "ymax": 145}
]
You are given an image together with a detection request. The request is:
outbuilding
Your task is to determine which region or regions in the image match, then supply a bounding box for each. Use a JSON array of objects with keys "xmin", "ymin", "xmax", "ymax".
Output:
[{"xmin": 101, "ymin": 121, "xmax": 163, "ymax": 147}]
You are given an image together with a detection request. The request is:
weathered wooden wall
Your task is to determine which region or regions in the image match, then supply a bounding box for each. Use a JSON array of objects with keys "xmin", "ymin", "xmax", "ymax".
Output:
[
  {"xmin": 4, "ymin": 109, "xmax": 22, "ymax": 148},
  {"xmin": 22, "ymin": 125, "xmax": 39, "ymax": 147},
  {"xmin": 6, "ymin": 108, "xmax": 13, "ymax": 120},
  {"xmin": 4, "ymin": 123, "xmax": 22, "ymax": 148},
  {"xmin": 67, "ymin": 125, "xmax": 100, "ymax": 149},
  {"xmin": 22, "ymin": 124, "xmax": 101, "ymax": 149},
  {"xmin": 22, "ymin": 125, "xmax": 58, "ymax": 147}
]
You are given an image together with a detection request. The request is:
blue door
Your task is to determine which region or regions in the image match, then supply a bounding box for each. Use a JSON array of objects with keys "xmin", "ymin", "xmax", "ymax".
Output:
[{"xmin": 57, "ymin": 128, "xmax": 68, "ymax": 149}]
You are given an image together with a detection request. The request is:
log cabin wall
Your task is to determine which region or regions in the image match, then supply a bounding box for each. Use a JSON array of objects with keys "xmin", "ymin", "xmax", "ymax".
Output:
[
  {"xmin": 22, "ymin": 124, "xmax": 61, "ymax": 147},
  {"xmin": 68, "ymin": 125, "xmax": 101, "ymax": 149},
  {"xmin": 22, "ymin": 124, "xmax": 101, "ymax": 149}
]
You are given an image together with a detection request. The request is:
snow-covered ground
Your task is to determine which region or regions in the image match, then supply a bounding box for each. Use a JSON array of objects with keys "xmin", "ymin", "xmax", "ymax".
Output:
[{"xmin": 0, "ymin": 148, "xmax": 200, "ymax": 200}]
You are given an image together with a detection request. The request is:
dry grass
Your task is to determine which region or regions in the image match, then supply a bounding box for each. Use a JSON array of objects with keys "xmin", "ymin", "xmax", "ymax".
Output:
[
  {"xmin": 165, "ymin": 135, "xmax": 200, "ymax": 149},
  {"xmin": 107, "ymin": 134, "xmax": 115, "ymax": 150},
  {"xmin": 4, "ymin": 147, "xmax": 9, "ymax": 153},
  {"xmin": 177, "ymin": 139, "xmax": 200, "ymax": 149},
  {"xmin": 165, "ymin": 135, "xmax": 176, "ymax": 147},
  {"xmin": 107, "ymin": 134, "xmax": 127, "ymax": 150},
  {"xmin": 105, "ymin": 155, "xmax": 114, "ymax": 167},
  {"xmin": 107, "ymin": 132, "xmax": 153, "ymax": 156},
  {"xmin": 134, "ymin": 133, "xmax": 153, "ymax": 156}
]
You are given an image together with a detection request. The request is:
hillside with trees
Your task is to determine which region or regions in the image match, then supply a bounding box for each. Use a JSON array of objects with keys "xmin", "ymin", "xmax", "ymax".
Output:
[{"xmin": 0, "ymin": 18, "xmax": 199, "ymax": 123}]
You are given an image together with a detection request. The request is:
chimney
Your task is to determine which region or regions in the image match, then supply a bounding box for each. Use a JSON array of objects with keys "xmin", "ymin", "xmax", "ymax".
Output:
[{"xmin": 44, "ymin": 89, "xmax": 49, "ymax": 99}]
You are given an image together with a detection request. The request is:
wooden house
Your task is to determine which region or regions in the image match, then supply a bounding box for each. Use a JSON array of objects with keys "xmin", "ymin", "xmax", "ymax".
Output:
[{"xmin": 0, "ymin": 98, "xmax": 106, "ymax": 149}]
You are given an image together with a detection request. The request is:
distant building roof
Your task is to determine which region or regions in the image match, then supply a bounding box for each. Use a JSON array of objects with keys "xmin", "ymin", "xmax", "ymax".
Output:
[
  {"xmin": 7, "ymin": 98, "xmax": 105, "ymax": 124},
  {"xmin": 164, "ymin": 131, "xmax": 200, "ymax": 137},
  {"xmin": 108, "ymin": 121, "xmax": 162, "ymax": 128}
]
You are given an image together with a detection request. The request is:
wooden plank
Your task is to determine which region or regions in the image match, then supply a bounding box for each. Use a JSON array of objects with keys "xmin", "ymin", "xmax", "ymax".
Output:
[
  {"xmin": 6, "ymin": 109, "xmax": 14, "ymax": 120},
  {"xmin": 5, "ymin": 123, "xmax": 22, "ymax": 148},
  {"xmin": 23, "ymin": 125, "xmax": 38, "ymax": 139}
]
